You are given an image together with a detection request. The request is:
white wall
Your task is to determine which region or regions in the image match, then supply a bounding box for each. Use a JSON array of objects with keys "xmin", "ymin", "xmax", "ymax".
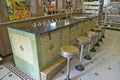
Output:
[
  {"xmin": 104, "ymin": 0, "xmax": 111, "ymax": 6},
  {"xmin": 57, "ymin": 0, "xmax": 62, "ymax": 11}
]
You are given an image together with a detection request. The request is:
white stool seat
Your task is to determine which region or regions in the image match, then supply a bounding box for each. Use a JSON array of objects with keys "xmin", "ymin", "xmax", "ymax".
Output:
[
  {"xmin": 60, "ymin": 45, "xmax": 79, "ymax": 58},
  {"xmin": 76, "ymin": 36, "xmax": 91, "ymax": 45},
  {"xmin": 75, "ymin": 36, "xmax": 91, "ymax": 71},
  {"xmin": 60, "ymin": 45, "xmax": 79, "ymax": 80},
  {"xmin": 87, "ymin": 31, "xmax": 97, "ymax": 38},
  {"xmin": 93, "ymin": 28, "xmax": 102, "ymax": 32}
]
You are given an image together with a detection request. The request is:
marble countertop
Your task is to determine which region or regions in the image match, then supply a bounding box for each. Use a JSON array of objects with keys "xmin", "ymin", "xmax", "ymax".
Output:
[{"xmin": 8, "ymin": 15, "xmax": 97, "ymax": 36}]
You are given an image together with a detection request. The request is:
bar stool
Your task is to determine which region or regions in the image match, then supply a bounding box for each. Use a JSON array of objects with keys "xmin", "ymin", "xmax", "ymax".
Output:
[
  {"xmin": 60, "ymin": 45, "xmax": 79, "ymax": 80},
  {"xmin": 75, "ymin": 36, "xmax": 91, "ymax": 71},
  {"xmin": 92, "ymin": 27, "xmax": 102, "ymax": 46},
  {"xmin": 99, "ymin": 24, "xmax": 108, "ymax": 38},
  {"xmin": 86, "ymin": 31, "xmax": 97, "ymax": 52}
]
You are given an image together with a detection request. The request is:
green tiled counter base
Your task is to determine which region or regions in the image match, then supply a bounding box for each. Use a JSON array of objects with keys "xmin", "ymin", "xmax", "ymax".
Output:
[{"xmin": 8, "ymin": 17, "xmax": 97, "ymax": 80}]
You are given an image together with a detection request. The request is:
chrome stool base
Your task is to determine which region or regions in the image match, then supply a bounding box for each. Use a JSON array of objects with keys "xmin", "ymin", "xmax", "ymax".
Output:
[
  {"xmin": 64, "ymin": 78, "xmax": 70, "ymax": 80},
  {"xmin": 99, "ymin": 38, "xmax": 103, "ymax": 42},
  {"xmin": 102, "ymin": 35, "xmax": 105, "ymax": 38},
  {"xmin": 75, "ymin": 36, "xmax": 91, "ymax": 71},
  {"xmin": 60, "ymin": 45, "xmax": 79, "ymax": 80},
  {"xmin": 84, "ymin": 55, "xmax": 92, "ymax": 60},
  {"xmin": 95, "ymin": 42, "xmax": 100, "ymax": 46},
  {"xmin": 90, "ymin": 47, "xmax": 96, "ymax": 52},
  {"xmin": 75, "ymin": 64, "xmax": 84, "ymax": 71}
]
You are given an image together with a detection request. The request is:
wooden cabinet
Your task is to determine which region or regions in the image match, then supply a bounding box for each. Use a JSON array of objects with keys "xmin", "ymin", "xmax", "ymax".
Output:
[
  {"xmin": 0, "ymin": 26, "xmax": 12, "ymax": 57},
  {"xmin": 0, "ymin": 0, "xmax": 8, "ymax": 22},
  {"xmin": 0, "ymin": 0, "xmax": 12, "ymax": 57}
]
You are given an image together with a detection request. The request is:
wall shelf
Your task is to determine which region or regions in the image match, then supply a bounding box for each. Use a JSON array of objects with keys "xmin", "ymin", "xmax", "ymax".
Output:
[{"xmin": 83, "ymin": 1, "xmax": 99, "ymax": 15}]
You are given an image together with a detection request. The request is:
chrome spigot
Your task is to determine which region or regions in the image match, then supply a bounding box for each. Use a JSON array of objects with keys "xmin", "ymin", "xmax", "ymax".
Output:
[
  {"xmin": 62, "ymin": 9, "xmax": 69, "ymax": 21},
  {"xmin": 70, "ymin": 7, "xmax": 73, "ymax": 19}
]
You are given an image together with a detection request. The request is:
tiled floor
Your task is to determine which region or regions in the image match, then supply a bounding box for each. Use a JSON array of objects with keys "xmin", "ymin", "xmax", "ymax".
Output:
[
  {"xmin": 0, "ymin": 65, "xmax": 22, "ymax": 80},
  {"xmin": 53, "ymin": 29, "xmax": 120, "ymax": 80},
  {"xmin": 0, "ymin": 29, "xmax": 120, "ymax": 80},
  {"xmin": 0, "ymin": 57, "xmax": 33, "ymax": 80}
]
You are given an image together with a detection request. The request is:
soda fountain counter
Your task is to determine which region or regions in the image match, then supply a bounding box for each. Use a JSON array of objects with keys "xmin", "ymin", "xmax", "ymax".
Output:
[
  {"xmin": 7, "ymin": 15, "xmax": 97, "ymax": 80},
  {"xmin": 0, "ymin": 13, "xmax": 66, "ymax": 57}
]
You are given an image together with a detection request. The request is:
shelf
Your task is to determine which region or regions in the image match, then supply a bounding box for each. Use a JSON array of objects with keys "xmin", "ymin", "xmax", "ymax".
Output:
[
  {"xmin": 106, "ymin": 15, "xmax": 120, "ymax": 17},
  {"xmin": 83, "ymin": 1, "xmax": 99, "ymax": 14},
  {"xmin": 83, "ymin": 10, "xmax": 98, "ymax": 14},
  {"xmin": 107, "ymin": 22, "xmax": 120, "ymax": 25},
  {"xmin": 83, "ymin": 2, "xmax": 99, "ymax": 5},
  {"xmin": 106, "ymin": 26, "xmax": 120, "ymax": 30},
  {"xmin": 84, "ymin": 6, "xmax": 99, "ymax": 10},
  {"xmin": 103, "ymin": 24, "xmax": 120, "ymax": 30}
]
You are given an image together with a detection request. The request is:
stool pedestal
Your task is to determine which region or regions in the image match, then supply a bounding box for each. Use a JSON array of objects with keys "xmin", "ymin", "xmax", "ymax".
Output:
[
  {"xmin": 92, "ymin": 28, "xmax": 102, "ymax": 46},
  {"xmin": 75, "ymin": 36, "xmax": 91, "ymax": 71},
  {"xmin": 65, "ymin": 58, "xmax": 70, "ymax": 80},
  {"xmin": 90, "ymin": 47, "xmax": 96, "ymax": 52},
  {"xmin": 75, "ymin": 44, "xmax": 85, "ymax": 71},
  {"xmin": 100, "ymin": 24, "xmax": 107, "ymax": 38},
  {"xmin": 60, "ymin": 45, "xmax": 79, "ymax": 80},
  {"xmin": 84, "ymin": 43, "xmax": 92, "ymax": 60},
  {"xmin": 87, "ymin": 31, "xmax": 97, "ymax": 52}
]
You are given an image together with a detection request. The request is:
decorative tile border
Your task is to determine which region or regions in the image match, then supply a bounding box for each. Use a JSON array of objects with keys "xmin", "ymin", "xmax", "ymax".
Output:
[{"xmin": 3, "ymin": 62, "xmax": 33, "ymax": 80}]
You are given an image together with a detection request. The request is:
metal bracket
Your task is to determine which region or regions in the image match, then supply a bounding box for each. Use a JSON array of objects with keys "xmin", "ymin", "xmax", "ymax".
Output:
[{"xmin": 48, "ymin": 32, "xmax": 51, "ymax": 40}]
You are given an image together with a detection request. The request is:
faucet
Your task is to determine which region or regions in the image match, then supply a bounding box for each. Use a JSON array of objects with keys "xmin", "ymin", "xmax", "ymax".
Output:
[
  {"xmin": 64, "ymin": 7, "xmax": 73, "ymax": 20},
  {"xmin": 70, "ymin": 7, "xmax": 73, "ymax": 19},
  {"xmin": 62, "ymin": 9, "xmax": 69, "ymax": 20},
  {"xmin": 62, "ymin": 9, "xmax": 70, "ymax": 25}
]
